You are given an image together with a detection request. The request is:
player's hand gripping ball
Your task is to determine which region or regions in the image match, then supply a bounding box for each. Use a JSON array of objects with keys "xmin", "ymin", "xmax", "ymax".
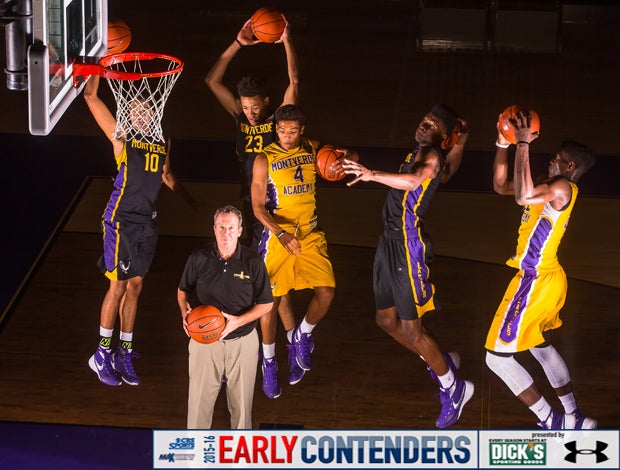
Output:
[
  {"xmin": 316, "ymin": 145, "xmax": 345, "ymax": 182},
  {"xmin": 250, "ymin": 8, "xmax": 285, "ymax": 43},
  {"xmin": 498, "ymin": 105, "xmax": 540, "ymax": 144}
]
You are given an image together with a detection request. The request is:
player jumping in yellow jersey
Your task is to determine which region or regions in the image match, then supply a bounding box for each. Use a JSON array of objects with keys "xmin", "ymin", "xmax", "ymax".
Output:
[
  {"xmin": 251, "ymin": 104, "xmax": 358, "ymax": 398},
  {"xmin": 485, "ymin": 110, "xmax": 597, "ymax": 429}
]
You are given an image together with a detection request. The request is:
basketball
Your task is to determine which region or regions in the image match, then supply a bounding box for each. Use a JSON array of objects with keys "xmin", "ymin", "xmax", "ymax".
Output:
[
  {"xmin": 498, "ymin": 105, "xmax": 541, "ymax": 144},
  {"xmin": 250, "ymin": 8, "xmax": 285, "ymax": 43},
  {"xmin": 316, "ymin": 145, "xmax": 345, "ymax": 182},
  {"xmin": 186, "ymin": 305, "xmax": 225, "ymax": 344},
  {"xmin": 107, "ymin": 19, "xmax": 132, "ymax": 55}
]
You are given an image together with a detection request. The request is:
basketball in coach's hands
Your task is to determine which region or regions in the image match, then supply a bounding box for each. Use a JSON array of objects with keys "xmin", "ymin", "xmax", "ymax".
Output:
[
  {"xmin": 186, "ymin": 305, "xmax": 225, "ymax": 344},
  {"xmin": 107, "ymin": 19, "xmax": 132, "ymax": 55},
  {"xmin": 498, "ymin": 105, "xmax": 541, "ymax": 144},
  {"xmin": 316, "ymin": 145, "xmax": 345, "ymax": 182},
  {"xmin": 250, "ymin": 8, "xmax": 285, "ymax": 43}
]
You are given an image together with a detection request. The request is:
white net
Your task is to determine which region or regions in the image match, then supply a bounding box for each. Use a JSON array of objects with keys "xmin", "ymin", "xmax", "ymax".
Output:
[{"xmin": 102, "ymin": 53, "xmax": 183, "ymax": 144}]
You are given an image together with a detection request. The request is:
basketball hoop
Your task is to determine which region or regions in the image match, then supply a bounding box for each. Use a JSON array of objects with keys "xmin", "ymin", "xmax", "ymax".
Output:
[{"xmin": 74, "ymin": 52, "xmax": 183, "ymax": 144}]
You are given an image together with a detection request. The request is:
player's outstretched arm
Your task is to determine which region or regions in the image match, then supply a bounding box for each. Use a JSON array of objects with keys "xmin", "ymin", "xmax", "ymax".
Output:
[
  {"xmin": 342, "ymin": 148, "xmax": 439, "ymax": 190},
  {"xmin": 204, "ymin": 42, "xmax": 241, "ymax": 117},
  {"xmin": 204, "ymin": 20, "xmax": 259, "ymax": 117},
  {"xmin": 278, "ymin": 15, "xmax": 300, "ymax": 107},
  {"xmin": 83, "ymin": 75, "xmax": 123, "ymax": 154}
]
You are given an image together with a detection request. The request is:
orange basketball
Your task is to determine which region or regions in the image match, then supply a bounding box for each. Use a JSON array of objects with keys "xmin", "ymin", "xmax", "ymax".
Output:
[
  {"xmin": 498, "ymin": 105, "xmax": 541, "ymax": 144},
  {"xmin": 250, "ymin": 8, "xmax": 285, "ymax": 43},
  {"xmin": 107, "ymin": 19, "xmax": 132, "ymax": 55},
  {"xmin": 186, "ymin": 305, "xmax": 225, "ymax": 344},
  {"xmin": 315, "ymin": 145, "xmax": 345, "ymax": 182}
]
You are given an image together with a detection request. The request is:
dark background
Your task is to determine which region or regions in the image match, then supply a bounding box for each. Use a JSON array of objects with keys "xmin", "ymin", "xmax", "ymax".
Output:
[{"xmin": 1, "ymin": 0, "xmax": 619, "ymax": 317}]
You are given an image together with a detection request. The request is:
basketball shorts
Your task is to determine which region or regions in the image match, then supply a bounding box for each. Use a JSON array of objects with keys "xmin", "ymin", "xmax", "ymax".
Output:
[
  {"xmin": 373, "ymin": 230, "xmax": 438, "ymax": 320},
  {"xmin": 262, "ymin": 228, "xmax": 335, "ymax": 297},
  {"xmin": 485, "ymin": 268, "xmax": 567, "ymax": 353},
  {"xmin": 97, "ymin": 218, "xmax": 159, "ymax": 281}
]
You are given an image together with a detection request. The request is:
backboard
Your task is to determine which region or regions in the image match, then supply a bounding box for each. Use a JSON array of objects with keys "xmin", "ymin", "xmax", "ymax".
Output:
[{"xmin": 28, "ymin": 0, "xmax": 107, "ymax": 135}]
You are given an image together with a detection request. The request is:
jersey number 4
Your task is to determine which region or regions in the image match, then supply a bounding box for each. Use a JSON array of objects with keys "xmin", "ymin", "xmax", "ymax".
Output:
[{"xmin": 293, "ymin": 165, "xmax": 304, "ymax": 183}]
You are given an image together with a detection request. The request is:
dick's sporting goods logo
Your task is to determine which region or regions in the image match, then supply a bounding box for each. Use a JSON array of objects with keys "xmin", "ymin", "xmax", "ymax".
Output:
[{"xmin": 489, "ymin": 441, "xmax": 546, "ymax": 465}]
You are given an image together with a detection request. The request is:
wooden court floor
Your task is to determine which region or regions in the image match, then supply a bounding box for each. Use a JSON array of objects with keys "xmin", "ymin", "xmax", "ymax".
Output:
[{"xmin": 0, "ymin": 181, "xmax": 618, "ymax": 431}]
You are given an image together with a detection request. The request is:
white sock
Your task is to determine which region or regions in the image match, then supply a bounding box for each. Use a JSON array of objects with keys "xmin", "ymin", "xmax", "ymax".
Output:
[
  {"xmin": 120, "ymin": 331, "xmax": 133, "ymax": 342},
  {"xmin": 99, "ymin": 326, "xmax": 114, "ymax": 337},
  {"xmin": 262, "ymin": 343, "xmax": 276, "ymax": 359},
  {"xmin": 559, "ymin": 392, "xmax": 577, "ymax": 414},
  {"xmin": 299, "ymin": 318, "xmax": 315, "ymax": 335},
  {"xmin": 438, "ymin": 369, "xmax": 456, "ymax": 391},
  {"xmin": 286, "ymin": 329, "xmax": 294, "ymax": 344},
  {"xmin": 530, "ymin": 396, "xmax": 553, "ymax": 422}
]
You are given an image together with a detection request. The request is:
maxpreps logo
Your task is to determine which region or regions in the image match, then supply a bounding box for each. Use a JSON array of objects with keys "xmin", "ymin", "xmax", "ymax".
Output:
[
  {"xmin": 158, "ymin": 437, "xmax": 196, "ymax": 463},
  {"xmin": 489, "ymin": 440, "xmax": 546, "ymax": 465}
]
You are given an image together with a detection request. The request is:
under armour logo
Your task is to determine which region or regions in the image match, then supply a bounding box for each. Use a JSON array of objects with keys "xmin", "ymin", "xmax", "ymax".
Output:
[
  {"xmin": 565, "ymin": 440, "xmax": 609, "ymax": 463},
  {"xmin": 234, "ymin": 271, "xmax": 250, "ymax": 280}
]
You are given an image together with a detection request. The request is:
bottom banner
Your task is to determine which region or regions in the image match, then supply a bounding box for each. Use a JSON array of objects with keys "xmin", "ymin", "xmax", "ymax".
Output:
[
  {"xmin": 153, "ymin": 430, "xmax": 478, "ymax": 468},
  {"xmin": 153, "ymin": 429, "xmax": 619, "ymax": 469}
]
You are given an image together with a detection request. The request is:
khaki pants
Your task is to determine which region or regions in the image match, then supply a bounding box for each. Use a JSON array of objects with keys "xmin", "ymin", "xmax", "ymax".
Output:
[{"xmin": 187, "ymin": 329, "xmax": 258, "ymax": 429}]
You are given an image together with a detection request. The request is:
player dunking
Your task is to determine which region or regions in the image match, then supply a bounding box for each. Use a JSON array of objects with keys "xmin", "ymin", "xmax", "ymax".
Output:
[
  {"xmin": 251, "ymin": 104, "xmax": 359, "ymax": 398},
  {"xmin": 205, "ymin": 14, "xmax": 299, "ymax": 399},
  {"xmin": 342, "ymin": 104, "xmax": 474, "ymax": 428},
  {"xmin": 84, "ymin": 75, "xmax": 197, "ymax": 386},
  {"xmin": 485, "ymin": 110, "xmax": 597, "ymax": 429}
]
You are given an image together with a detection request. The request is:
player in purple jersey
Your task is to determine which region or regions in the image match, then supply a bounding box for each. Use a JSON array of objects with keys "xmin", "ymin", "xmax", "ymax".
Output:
[
  {"xmin": 84, "ymin": 75, "xmax": 198, "ymax": 387},
  {"xmin": 342, "ymin": 104, "xmax": 474, "ymax": 428}
]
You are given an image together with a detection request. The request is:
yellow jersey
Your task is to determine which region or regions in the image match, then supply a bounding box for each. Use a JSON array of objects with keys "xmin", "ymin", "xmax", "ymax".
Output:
[
  {"xmin": 262, "ymin": 138, "xmax": 318, "ymax": 236},
  {"xmin": 507, "ymin": 181, "xmax": 578, "ymax": 272}
]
